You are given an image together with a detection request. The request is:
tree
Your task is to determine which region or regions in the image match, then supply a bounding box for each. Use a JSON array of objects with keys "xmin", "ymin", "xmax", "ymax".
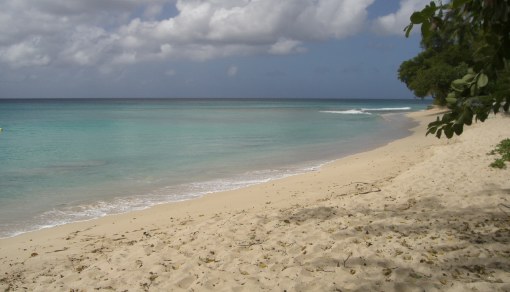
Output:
[
  {"xmin": 399, "ymin": 4, "xmax": 474, "ymax": 106},
  {"xmin": 398, "ymin": 46, "xmax": 470, "ymax": 105},
  {"xmin": 404, "ymin": 0, "xmax": 510, "ymax": 138}
]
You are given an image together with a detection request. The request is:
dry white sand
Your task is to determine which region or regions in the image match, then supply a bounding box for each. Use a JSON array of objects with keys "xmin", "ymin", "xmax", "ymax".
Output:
[{"xmin": 1, "ymin": 109, "xmax": 509, "ymax": 291}]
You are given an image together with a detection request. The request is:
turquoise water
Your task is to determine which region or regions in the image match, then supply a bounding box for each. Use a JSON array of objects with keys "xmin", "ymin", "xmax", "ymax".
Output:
[{"xmin": 0, "ymin": 98, "xmax": 429, "ymax": 237}]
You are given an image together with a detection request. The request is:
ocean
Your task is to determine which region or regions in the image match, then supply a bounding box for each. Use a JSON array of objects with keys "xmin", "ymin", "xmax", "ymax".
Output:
[{"xmin": 0, "ymin": 98, "xmax": 429, "ymax": 238}]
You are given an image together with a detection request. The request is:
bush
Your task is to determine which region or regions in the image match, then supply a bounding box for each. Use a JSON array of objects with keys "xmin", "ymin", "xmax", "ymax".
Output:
[{"xmin": 488, "ymin": 139, "xmax": 510, "ymax": 169}]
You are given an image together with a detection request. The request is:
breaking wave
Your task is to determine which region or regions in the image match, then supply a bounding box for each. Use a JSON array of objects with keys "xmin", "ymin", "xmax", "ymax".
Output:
[{"xmin": 321, "ymin": 107, "xmax": 411, "ymax": 115}]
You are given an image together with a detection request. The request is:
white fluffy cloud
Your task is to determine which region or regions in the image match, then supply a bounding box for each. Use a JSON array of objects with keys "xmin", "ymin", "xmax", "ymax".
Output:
[
  {"xmin": 372, "ymin": 0, "xmax": 431, "ymax": 36},
  {"xmin": 0, "ymin": 39, "xmax": 51, "ymax": 68},
  {"xmin": 0, "ymin": 0, "xmax": 375, "ymax": 69},
  {"xmin": 268, "ymin": 38, "xmax": 306, "ymax": 55}
]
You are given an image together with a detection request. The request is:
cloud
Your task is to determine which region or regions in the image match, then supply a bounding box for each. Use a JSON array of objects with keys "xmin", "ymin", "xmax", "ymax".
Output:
[
  {"xmin": 372, "ymin": 0, "xmax": 431, "ymax": 36},
  {"xmin": 227, "ymin": 65, "xmax": 238, "ymax": 77},
  {"xmin": 0, "ymin": 39, "xmax": 51, "ymax": 68},
  {"xmin": 0, "ymin": 0, "xmax": 375, "ymax": 69},
  {"xmin": 268, "ymin": 38, "xmax": 306, "ymax": 55}
]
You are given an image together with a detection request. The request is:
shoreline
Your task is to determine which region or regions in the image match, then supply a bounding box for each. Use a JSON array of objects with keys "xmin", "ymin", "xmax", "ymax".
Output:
[
  {"xmin": 0, "ymin": 111, "xmax": 417, "ymax": 240},
  {"xmin": 2, "ymin": 108, "xmax": 509, "ymax": 291}
]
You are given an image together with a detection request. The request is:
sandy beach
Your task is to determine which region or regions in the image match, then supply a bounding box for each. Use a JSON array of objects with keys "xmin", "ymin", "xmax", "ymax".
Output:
[{"xmin": 1, "ymin": 109, "xmax": 509, "ymax": 291}]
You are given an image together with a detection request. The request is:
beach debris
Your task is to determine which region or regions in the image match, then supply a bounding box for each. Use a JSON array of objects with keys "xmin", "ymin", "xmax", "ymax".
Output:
[
  {"xmin": 400, "ymin": 239, "xmax": 412, "ymax": 249},
  {"xmin": 30, "ymin": 253, "xmax": 38, "ymax": 257},
  {"xmin": 383, "ymin": 268, "xmax": 393, "ymax": 276},
  {"xmin": 136, "ymin": 260, "xmax": 143, "ymax": 268},
  {"xmin": 75, "ymin": 265, "xmax": 87, "ymax": 273},
  {"xmin": 199, "ymin": 257, "xmax": 218, "ymax": 264},
  {"xmin": 237, "ymin": 238, "xmax": 266, "ymax": 247},
  {"xmin": 149, "ymin": 273, "xmax": 158, "ymax": 283},
  {"xmin": 409, "ymin": 270, "xmax": 433, "ymax": 280},
  {"xmin": 342, "ymin": 182, "xmax": 381, "ymax": 195},
  {"xmin": 463, "ymin": 264, "xmax": 487, "ymax": 276},
  {"xmin": 343, "ymin": 252, "xmax": 353, "ymax": 268},
  {"xmin": 419, "ymin": 259, "xmax": 434, "ymax": 265}
]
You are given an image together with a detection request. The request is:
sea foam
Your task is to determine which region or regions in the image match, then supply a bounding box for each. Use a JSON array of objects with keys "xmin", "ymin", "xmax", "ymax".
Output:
[
  {"xmin": 320, "ymin": 110, "xmax": 371, "ymax": 115},
  {"xmin": 361, "ymin": 107, "xmax": 411, "ymax": 111},
  {"xmin": 320, "ymin": 107, "xmax": 412, "ymax": 115}
]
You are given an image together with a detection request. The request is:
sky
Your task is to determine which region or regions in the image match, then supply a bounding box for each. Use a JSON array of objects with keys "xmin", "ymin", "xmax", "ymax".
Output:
[{"xmin": 0, "ymin": 0, "xmax": 432, "ymax": 99}]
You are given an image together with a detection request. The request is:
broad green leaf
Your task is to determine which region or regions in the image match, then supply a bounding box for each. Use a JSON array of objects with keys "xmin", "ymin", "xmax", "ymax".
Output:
[
  {"xmin": 461, "ymin": 73, "xmax": 475, "ymax": 82},
  {"xmin": 451, "ymin": 79, "xmax": 466, "ymax": 92},
  {"xmin": 404, "ymin": 24, "xmax": 414, "ymax": 38},
  {"xmin": 477, "ymin": 73, "xmax": 489, "ymax": 88},
  {"xmin": 423, "ymin": 1, "xmax": 437, "ymax": 14},
  {"xmin": 453, "ymin": 124, "xmax": 463, "ymax": 135},
  {"xmin": 426, "ymin": 126, "xmax": 437, "ymax": 136},
  {"xmin": 451, "ymin": 86, "xmax": 464, "ymax": 92},
  {"xmin": 410, "ymin": 12, "xmax": 425, "ymax": 24},
  {"xmin": 446, "ymin": 97, "xmax": 457, "ymax": 105},
  {"xmin": 452, "ymin": 79, "xmax": 467, "ymax": 86},
  {"xmin": 436, "ymin": 128, "xmax": 443, "ymax": 139},
  {"xmin": 464, "ymin": 109, "xmax": 473, "ymax": 125},
  {"xmin": 451, "ymin": 0, "xmax": 470, "ymax": 9},
  {"xmin": 444, "ymin": 126, "xmax": 454, "ymax": 138}
]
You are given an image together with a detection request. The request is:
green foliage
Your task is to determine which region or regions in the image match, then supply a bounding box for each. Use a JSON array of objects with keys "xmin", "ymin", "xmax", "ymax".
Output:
[
  {"xmin": 404, "ymin": 0, "xmax": 510, "ymax": 138},
  {"xmin": 490, "ymin": 159, "xmax": 506, "ymax": 169},
  {"xmin": 488, "ymin": 138, "xmax": 510, "ymax": 169},
  {"xmin": 399, "ymin": 3, "xmax": 473, "ymax": 106},
  {"xmin": 398, "ymin": 49, "xmax": 469, "ymax": 105}
]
